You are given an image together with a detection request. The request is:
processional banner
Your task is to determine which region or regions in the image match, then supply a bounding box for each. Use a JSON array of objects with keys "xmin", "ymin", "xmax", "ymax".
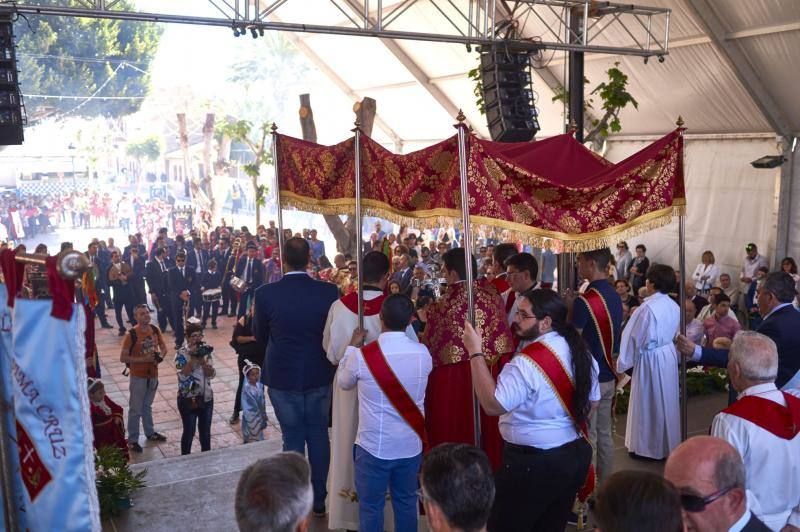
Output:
[
  {"xmin": 3, "ymin": 294, "xmax": 100, "ymax": 531},
  {"xmin": 275, "ymin": 129, "xmax": 685, "ymax": 252}
]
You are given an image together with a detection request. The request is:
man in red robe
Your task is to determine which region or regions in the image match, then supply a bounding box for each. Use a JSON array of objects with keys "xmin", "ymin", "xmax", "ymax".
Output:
[
  {"xmin": 422, "ymin": 248, "xmax": 514, "ymax": 469},
  {"xmin": 88, "ymin": 378, "xmax": 129, "ymax": 462}
]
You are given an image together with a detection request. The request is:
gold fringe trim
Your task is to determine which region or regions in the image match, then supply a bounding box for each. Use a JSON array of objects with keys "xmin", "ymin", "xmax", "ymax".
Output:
[{"xmin": 279, "ymin": 191, "xmax": 686, "ymax": 253}]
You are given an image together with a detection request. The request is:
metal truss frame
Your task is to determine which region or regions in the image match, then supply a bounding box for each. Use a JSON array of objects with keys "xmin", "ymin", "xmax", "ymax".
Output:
[{"xmin": 4, "ymin": 0, "xmax": 671, "ymax": 57}]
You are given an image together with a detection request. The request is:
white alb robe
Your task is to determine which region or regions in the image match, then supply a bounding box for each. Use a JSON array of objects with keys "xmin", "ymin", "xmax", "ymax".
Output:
[
  {"xmin": 322, "ymin": 290, "xmax": 417, "ymax": 531},
  {"xmin": 617, "ymin": 291, "xmax": 680, "ymax": 459},
  {"xmin": 711, "ymin": 384, "xmax": 800, "ymax": 531}
]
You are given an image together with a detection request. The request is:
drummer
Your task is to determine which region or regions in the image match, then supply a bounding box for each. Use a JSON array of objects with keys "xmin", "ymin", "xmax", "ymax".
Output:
[{"xmin": 201, "ymin": 259, "xmax": 222, "ymax": 329}]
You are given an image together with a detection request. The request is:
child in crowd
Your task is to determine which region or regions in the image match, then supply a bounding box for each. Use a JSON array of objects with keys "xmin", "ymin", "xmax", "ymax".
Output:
[
  {"xmin": 201, "ymin": 259, "xmax": 222, "ymax": 329},
  {"xmin": 88, "ymin": 378, "xmax": 129, "ymax": 461},
  {"xmin": 240, "ymin": 360, "xmax": 267, "ymax": 443}
]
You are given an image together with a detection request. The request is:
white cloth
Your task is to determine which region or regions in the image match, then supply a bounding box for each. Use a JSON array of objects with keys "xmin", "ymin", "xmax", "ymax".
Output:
[
  {"xmin": 692, "ymin": 263, "xmax": 720, "ymax": 291},
  {"xmin": 711, "ymin": 383, "xmax": 800, "ymax": 531},
  {"xmin": 338, "ymin": 332, "xmax": 432, "ymax": 459},
  {"xmin": 322, "ymin": 290, "xmax": 416, "ymax": 531},
  {"xmin": 495, "ymin": 331, "xmax": 600, "ymax": 449},
  {"xmin": 617, "ymin": 292, "xmax": 681, "ymax": 459}
]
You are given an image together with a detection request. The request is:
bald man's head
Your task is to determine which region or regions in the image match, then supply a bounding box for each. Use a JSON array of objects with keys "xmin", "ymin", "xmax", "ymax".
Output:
[
  {"xmin": 664, "ymin": 436, "xmax": 746, "ymax": 532},
  {"xmin": 728, "ymin": 331, "xmax": 778, "ymax": 392}
]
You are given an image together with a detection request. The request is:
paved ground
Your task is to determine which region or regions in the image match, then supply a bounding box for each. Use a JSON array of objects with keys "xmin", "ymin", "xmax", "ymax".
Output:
[{"xmin": 95, "ymin": 310, "xmax": 283, "ymax": 462}]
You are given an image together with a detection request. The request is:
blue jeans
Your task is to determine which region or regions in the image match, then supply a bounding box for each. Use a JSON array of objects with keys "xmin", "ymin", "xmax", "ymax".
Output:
[
  {"xmin": 268, "ymin": 384, "xmax": 332, "ymax": 511},
  {"xmin": 177, "ymin": 397, "xmax": 213, "ymax": 455},
  {"xmin": 354, "ymin": 445, "xmax": 421, "ymax": 532}
]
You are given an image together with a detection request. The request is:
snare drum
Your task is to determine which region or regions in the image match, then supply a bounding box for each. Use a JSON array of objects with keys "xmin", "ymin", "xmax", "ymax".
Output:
[{"xmin": 202, "ymin": 288, "xmax": 223, "ymax": 303}]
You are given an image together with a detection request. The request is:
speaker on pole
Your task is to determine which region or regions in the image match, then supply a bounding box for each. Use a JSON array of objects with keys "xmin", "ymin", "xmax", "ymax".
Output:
[
  {"xmin": 0, "ymin": 14, "xmax": 25, "ymax": 146},
  {"xmin": 480, "ymin": 46, "xmax": 539, "ymax": 143}
]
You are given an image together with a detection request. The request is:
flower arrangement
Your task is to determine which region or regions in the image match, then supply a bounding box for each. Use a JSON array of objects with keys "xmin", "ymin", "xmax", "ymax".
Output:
[
  {"xmin": 95, "ymin": 446, "xmax": 147, "ymax": 517},
  {"xmin": 614, "ymin": 367, "xmax": 728, "ymax": 416}
]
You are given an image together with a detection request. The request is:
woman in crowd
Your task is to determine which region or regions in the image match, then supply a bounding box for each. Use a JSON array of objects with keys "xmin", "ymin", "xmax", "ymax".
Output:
[
  {"xmin": 692, "ymin": 250, "xmax": 720, "ymax": 294},
  {"xmin": 174, "ymin": 321, "xmax": 216, "ymax": 455},
  {"xmin": 615, "ymin": 241, "xmax": 633, "ymax": 280},
  {"xmin": 781, "ymin": 257, "xmax": 799, "ymax": 283},
  {"xmin": 388, "ymin": 280, "xmax": 402, "ymax": 295},
  {"xmin": 628, "ymin": 244, "xmax": 649, "ymax": 294},
  {"xmin": 615, "ymin": 279, "xmax": 638, "ymax": 309}
]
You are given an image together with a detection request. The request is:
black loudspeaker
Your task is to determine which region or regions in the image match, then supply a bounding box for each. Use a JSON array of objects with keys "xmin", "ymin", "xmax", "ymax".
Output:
[
  {"xmin": 0, "ymin": 15, "xmax": 24, "ymax": 146},
  {"xmin": 480, "ymin": 47, "xmax": 539, "ymax": 142}
]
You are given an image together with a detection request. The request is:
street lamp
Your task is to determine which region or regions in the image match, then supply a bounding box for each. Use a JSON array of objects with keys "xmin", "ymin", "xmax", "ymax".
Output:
[{"xmin": 68, "ymin": 143, "xmax": 77, "ymax": 191}]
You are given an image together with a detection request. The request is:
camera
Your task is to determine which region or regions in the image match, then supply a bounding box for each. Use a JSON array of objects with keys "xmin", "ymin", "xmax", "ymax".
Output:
[
  {"xmin": 192, "ymin": 342, "xmax": 214, "ymax": 358},
  {"xmin": 153, "ymin": 352, "xmax": 164, "ymax": 363}
]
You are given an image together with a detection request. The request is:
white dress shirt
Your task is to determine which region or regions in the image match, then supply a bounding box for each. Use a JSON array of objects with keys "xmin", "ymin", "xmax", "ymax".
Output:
[
  {"xmin": 338, "ymin": 331, "xmax": 432, "ymax": 460},
  {"xmin": 711, "ymin": 383, "xmax": 800, "ymax": 530},
  {"xmin": 495, "ymin": 331, "xmax": 600, "ymax": 449}
]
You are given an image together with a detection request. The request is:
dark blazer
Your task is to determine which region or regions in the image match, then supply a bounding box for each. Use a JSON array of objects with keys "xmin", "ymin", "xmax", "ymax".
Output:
[
  {"xmin": 253, "ymin": 272, "xmax": 339, "ymax": 391},
  {"xmin": 741, "ymin": 513, "xmax": 771, "ymax": 532},
  {"xmin": 201, "ymin": 270, "xmax": 222, "ymax": 291},
  {"xmin": 215, "ymin": 248, "xmax": 234, "ymax": 276},
  {"xmin": 167, "ymin": 266, "xmax": 194, "ymax": 298},
  {"xmin": 122, "ymin": 243, "xmax": 147, "ymax": 261},
  {"xmin": 127, "ymin": 255, "xmax": 146, "ymax": 282},
  {"xmin": 699, "ymin": 304, "xmax": 800, "ymax": 388},
  {"xmin": 392, "ymin": 267, "xmax": 413, "ymax": 292},
  {"xmin": 186, "ymin": 248, "xmax": 209, "ymax": 276},
  {"xmin": 145, "ymin": 258, "xmax": 173, "ymax": 295},
  {"xmin": 87, "ymin": 252, "xmax": 109, "ymax": 289},
  {"xmin": 235, "ymin": 256, "xmax": 265, "ymax": 289}
]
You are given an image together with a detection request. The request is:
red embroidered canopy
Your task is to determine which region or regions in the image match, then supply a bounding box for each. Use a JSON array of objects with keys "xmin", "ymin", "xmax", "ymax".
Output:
[{"xmin": 275, "ymin": 128, "xmax": 685, "ymax": 252}]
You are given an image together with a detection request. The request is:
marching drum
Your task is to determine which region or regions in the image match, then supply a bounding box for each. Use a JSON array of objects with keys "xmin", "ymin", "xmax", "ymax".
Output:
[
  {"xmin": 229, "ymin": 276, "xmax": 247, "ymax": 293},
  {"xmin": 202, "ymin": 288, "xmax": 222, "ymax": 302}
]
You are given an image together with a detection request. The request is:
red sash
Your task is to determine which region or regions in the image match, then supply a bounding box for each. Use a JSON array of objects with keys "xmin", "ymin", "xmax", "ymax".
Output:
[
  {"xmin": 722, "ymin": 393, "xmax": 800, "ymax": 440},
  {"xmin": 519, "ymin": 341, "xmax": 595, "ymax": 501},
  {"xmin": 505, "ymin": 290, "xmax": 516, "ymax": 315},
  {"xmin": 579, "ymin": 288, "xmax": 616, "ymax": 381},
  {"xmin": 492, "ymin": 276, "xmax": 510, "ymax": 294},
  {"xmin": 340, "ymin": 292, "xmax": 385, "ymax": 316},
  {"xmin": 361, "ymin": 340, "xmax": 429, "ymax": 450}
]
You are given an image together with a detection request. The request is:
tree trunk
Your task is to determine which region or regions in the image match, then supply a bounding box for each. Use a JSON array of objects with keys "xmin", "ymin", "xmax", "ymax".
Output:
[
  {"xmin": 201, "ymin": 113, "xmax": 216, "ymax": 227},
  {"xmin": 177, "ymin": 113, "xmax": 210, "ymax": 214},
  {"xmin": 310, "ymin": 97, "xmax": 377, "ymax": 255}
]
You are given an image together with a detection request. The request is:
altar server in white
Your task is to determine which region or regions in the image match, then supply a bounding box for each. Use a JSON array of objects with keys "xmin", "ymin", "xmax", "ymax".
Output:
[
  {"xmin": 322, "ymin": 251, "xmax": 417, "ymax": 531},
  {"xmin": 617, "ymin": 263, "xmax": 680, "ymax": 460},
  {"xmin": 711, "ymin": 331, "xmax": 800, "ymax": 531}
]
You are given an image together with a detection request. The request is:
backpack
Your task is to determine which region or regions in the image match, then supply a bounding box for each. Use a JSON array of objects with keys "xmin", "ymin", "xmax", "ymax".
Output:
[{"xmin": 122, "ymin": 324, "xmax": 161, "ymax": 376}]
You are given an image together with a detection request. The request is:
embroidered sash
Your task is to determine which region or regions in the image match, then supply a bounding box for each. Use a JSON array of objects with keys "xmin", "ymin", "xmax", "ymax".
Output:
[
  {"xmin": 579, "ymin": 288, "xmax": 615, "ymax": 379},
  {"xmin": 505, "ymin": 290, "xmax": 516, "ymax": 315},
  {"xmin": 361, "ymin": 340, "xmax": 429, "ymax": 450},
  {"xmin": 340, "ymin": 292, "xmax": 385, "ymax": 316},
  {"xmin": 492, "ymin": 276, "xmax": 510, "ymax": 295},
  {"xmin": 722, "ymin": 393, "xmax": 800, "ymax": 440},
  {"xmin": 519, "ymin": 341, "xmax": 595, "ymax": 501}
]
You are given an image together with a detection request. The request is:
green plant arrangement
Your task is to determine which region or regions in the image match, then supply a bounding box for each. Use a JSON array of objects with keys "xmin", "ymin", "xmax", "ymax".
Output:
[
  {"xmin": 95, "ymin": 446, "xmax": 147, "ymax": 517},
  {"xmin": 614, "ymin": 367, "xmax": 728, "ymax": 416}
]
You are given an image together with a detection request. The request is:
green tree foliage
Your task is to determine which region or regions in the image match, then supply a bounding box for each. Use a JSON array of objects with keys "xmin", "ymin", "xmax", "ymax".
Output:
[
  {"xmin": 125, "ymin": 135, "xmax": 162, "ymax": 162},
  {"xmin": 15, "ymin": 0, "xmax": 163, "ymax": 120}
]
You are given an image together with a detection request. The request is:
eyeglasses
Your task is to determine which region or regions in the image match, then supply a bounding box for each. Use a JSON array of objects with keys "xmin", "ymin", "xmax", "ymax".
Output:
[
  {"xmin": 679, "ymin": 485, "xmax": 734, "ymax": 513},
  {"xmin": 515, "ymin": 310, "xmax": 536, "ymax": 320}
]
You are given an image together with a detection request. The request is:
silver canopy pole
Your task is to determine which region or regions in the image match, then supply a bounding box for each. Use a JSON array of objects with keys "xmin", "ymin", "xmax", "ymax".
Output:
[
  {"xmin": 456, "ymin": 110, "xmax": 480, "ymax": 448},
  {"xmin": 676, "ymin": 115, "xmax": 688, "ymax": 441},
  {"xmin": 353, "ymin": 121, "xmax": 365, "ymax": 330},
  {"xmin": 271, "ymin": 123, "xmax": 285, "ymax": 267}
]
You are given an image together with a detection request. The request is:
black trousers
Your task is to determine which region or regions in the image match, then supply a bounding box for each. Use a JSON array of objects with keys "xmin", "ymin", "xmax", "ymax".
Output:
[
  {"xmin": 488, "ymin": 438, "xmax": 592, "ymax": 532},
  {"xmin": 154, "ymin": 293, "xmax": 174, "ymax": 332},
  {"xmin": 95, "ymin": 286, "xmax": 111, "ymax": 325},
  {"xmin": 221, "ymin": 283, "xmax": 234, "ymax": 316},
  {"xmin": 177, "ymin": 397, "xmax": 213, "ymax": 455},
  {"xmin": 114, "ymin": 296, "xmax": 134, "ymax": 331},
  {"xmin": 201, "ymin": 300, "xmax": 219, "ymax": 325}
]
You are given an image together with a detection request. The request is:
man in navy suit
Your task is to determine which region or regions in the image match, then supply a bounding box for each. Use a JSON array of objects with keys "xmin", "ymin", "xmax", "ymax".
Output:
[
  {"xmin": 186, "ymin": 236, "xmax": 209, "ymax": 318},
  {"xmin": 253, "ymin": 237, "xmax": 339, "ymax": 516},
  {"xmin": 122, "ymin": 234, "xmax": 147, "ymax": 262},
  {"xmin": 677, "ymin": 271, "xmax": 800, "ymax": 389},
  {"xmin": 87, "ymin": 241, "xmax": 113, "ymax": 329},
  {"xmin": 127, "ymin": 245, "xmax": 148, "ymax": 306},
  {"xmin": 215, "ymin": 238, "xmax": 235, "ymax": 316},
  {"xmin": 167, "ymin": 252, "xmax": 194, "ymax": 349},
  {"xmin": 145, "ymin": 246, "xmax": 174, "ymax": 333},
  {"xmin": 391, "ymin": 253, "xmax": 413, "ymax": 293},
  {"xmin": 234, "ymin": 242, "xmax": 265, "ymax": 318}
]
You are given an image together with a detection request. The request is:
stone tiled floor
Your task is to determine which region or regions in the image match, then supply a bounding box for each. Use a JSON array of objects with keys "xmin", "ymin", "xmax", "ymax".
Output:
[{"xmin": 95, "ymin": 309, "xmax": 281, "ymax": 464}]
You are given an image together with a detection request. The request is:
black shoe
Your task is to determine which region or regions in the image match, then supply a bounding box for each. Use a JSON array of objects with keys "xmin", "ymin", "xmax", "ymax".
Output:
[
  {"xmin": 201, "ymin": 321, "xmax": 207, "ymax": 329},
  {"xmin": 227, "ymin": 313, "xmax": 235, "ymax": 317},
  {"xmin": 100, "ymin": 322, "xmax": 113, "ymax": 329},
  {"xmin": 118, "ymin": 329, "xmax": 126, "ymax": 337},
  {"xmin": 174, "ymin": 344, "xmax": 182, "ymax": 350},
  {"xmin": 146, "ymin": 432, "xmax": 167, "ymax": 442},
  {"xmin": 312, "ymin": 507, "xmax": 326, "ymax": 518},
  {"xmin": 229, "ymin": 413, "xmax": 240, "ymax": 424},
  {"xmin": 128, "ymin": 442, "xmax": 143, "ymax": 453},
  {"xmin": 211, "ymin": 322, "xmax": 217, "ymax": 329}
]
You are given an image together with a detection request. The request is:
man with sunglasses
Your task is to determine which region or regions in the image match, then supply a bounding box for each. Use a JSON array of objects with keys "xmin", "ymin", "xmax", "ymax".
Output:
[
  {"xmin": 710, "ymin": 331, "xmax": 800, "ymax": 531},
  {"xmin": 665, "ymin": 436, "xmax": 770, "ymax": 532}
]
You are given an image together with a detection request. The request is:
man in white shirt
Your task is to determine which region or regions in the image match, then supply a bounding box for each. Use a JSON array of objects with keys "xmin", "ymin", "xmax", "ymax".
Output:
[
  {"xmin": 338, "ymin": 294, "xmax": 432, "ymax": 532},
  {"xmin": 665, "ymin": 436, "xmax": 771, "ymax": 532},
  {"xmin": 711, "ymin": 331, "xmax": 800, "ymax": 531},
  {"xmin": 322, "ymin": 251, "xmax": 416, "ymax": 531}
]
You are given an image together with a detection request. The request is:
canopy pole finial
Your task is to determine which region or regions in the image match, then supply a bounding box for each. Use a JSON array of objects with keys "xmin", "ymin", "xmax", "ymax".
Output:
[
  {"xmin": 456, "ymin": 109, "xmax": 466, "ymax": 123},
  {"xmin": 676, "ymin": 115, "xmax": 685, "ymax": 128},
  {"xmin": 568, "ymin": 118, "xmax": 578, "ymax": 133},
  {"xmin": 270, "ymin": 122, "xmax": 278, "ymax": 133},
  {"xmin": 353, "ymin": 118, "xmax": 362, "ymax": 131}
]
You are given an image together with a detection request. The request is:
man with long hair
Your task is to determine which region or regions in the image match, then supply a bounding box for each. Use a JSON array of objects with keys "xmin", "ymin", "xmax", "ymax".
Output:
[{"xmin": 464, "ymin": 289, "xmax": 599, "ymax": 531}]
